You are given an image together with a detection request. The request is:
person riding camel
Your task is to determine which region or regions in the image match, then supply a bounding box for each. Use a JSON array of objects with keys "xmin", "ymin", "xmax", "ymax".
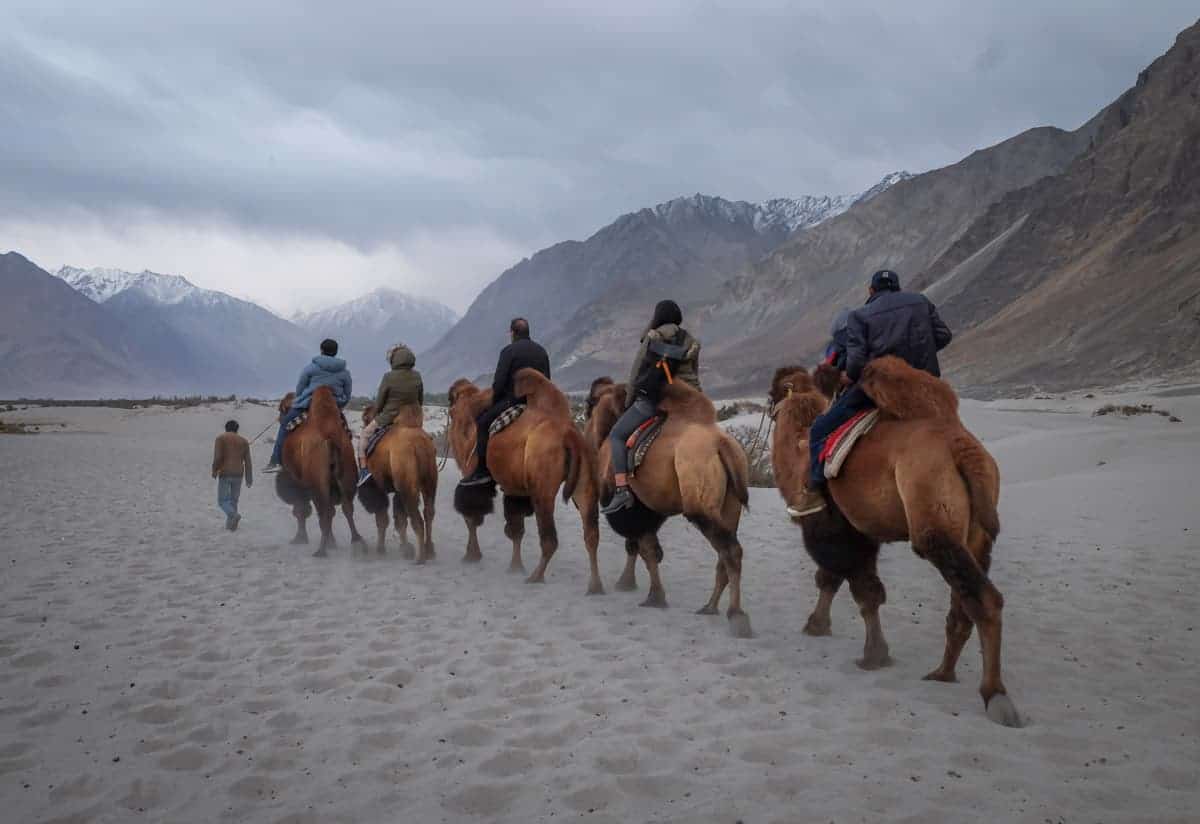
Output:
[
  {"xmin": 458, "ymin": 317, "xmax": 551, "ymax": 487},
  {"xmin": 600, "ymin": 299, "xmax": 701, "ymax": 515},
  {"xmin": 356, "ymin": 343, "xmax": 423, "ymax": 487},
  {"xmin": 824, "ymin": 307, "xmax": 852, "ymax": 371},
  {"xmin": 787, "ymin": 269, "xmax": 952, "ymax": 517},
  {"xmin": 263, "ymin": 338, "xmax": 353, "ymax": 474}
]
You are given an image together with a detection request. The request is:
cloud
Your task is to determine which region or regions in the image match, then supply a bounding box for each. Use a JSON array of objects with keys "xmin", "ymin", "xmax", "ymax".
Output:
[{"xmin": 2, "ymin": 1, "xmax": 1195, "ymax": 309}]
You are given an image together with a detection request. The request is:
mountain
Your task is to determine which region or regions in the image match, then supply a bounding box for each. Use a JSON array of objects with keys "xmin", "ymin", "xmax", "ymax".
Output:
[
  {"xmin": 420, "ymin": 173, "xmax": 909, "ymax": 390},
  {"xmin": 0, "ymin": 253, "xmax": 187, "ymax": 397},
  {"xmin": 54, "ymin": 265, "xmax": 314, "ymax": 396},
  {"xmin": 293, "ymin": 288, "xmax": 458, "ymax": 389}
]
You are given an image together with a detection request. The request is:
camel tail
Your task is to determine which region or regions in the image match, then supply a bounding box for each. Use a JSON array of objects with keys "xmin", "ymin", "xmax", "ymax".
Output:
[
  {"xmin": 718, "ymin": 435, "xmax": 750, "ymax": 511},
  {"xmin": 561, "ymin": 427, "xmax": 587, "ymax": 503},
  {"xmin": 327, "ymin": 438, "xmax": 345, "ymax": 506},
  {"xmin": 954, "ymin": 434, "xmax": 1000, "ymax": 542}
]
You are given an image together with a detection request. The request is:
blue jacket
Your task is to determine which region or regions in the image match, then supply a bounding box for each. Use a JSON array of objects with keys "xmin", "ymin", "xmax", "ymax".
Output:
[
  {"xmin": 845, "ymin": 290, "xmax": 952, "ymax": 381},
  {"xmin": 293, "ymin": 355, "xmax": 352, "ymax": 409}
]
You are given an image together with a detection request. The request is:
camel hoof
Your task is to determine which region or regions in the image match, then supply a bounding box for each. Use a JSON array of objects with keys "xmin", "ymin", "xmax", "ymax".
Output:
[
  {"xmin": 508, "ymin": 563, "xmax": 526, "ymax": 575},
  {"xmin": 312, "ymin": 549, "xmax": 328, "ymax": 558},
  {"xmin": 639, "ymin": 594, "xmax": 668, "ymax": 609},
  {"xmin": 695, "ymin": 605, "xmax": 719, "ymax": 615},
  {"xmin": 290, "ymin": 535, "xmax": 308, "ymax": 546},
  {"xmin": 985, "ymin": 694, "xmax": 1022, "ymax": 728},
  {"xmin": 586, "ymin": 581, "xmax": 605, "ymax": 596},
  {"xmin": 614, "ymin": 576, "xmax": 638, "ymax": 592},
  {"xmin": 524, "ymin": 575, "xmax": 545, "ymax": 585},
  {"xmin": 923, "ymin": 669, "xmax": 957, "ymax": 683},
  {"xmin": 727, "ymin": 609, "xmax": 754, "ymax": 639},
  {"xmin": 856, "ymin": 653, "xmax": 893, "ymax": 671},
  {"xmin": 351, "ymin": 535, "xmax": 366, "ymax": 546},
  {"xmin": 462, "ymin": 553, "xmax": 482, "ymax": 564},
  {"xmin": 802, "ymin": 617, "xmax": 832, "ymax": 637}
]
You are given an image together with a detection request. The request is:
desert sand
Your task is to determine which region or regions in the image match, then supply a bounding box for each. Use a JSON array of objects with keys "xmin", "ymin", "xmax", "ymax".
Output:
[{"xmin": 1, "ymin": 388, "xmax": 1197, "ymax": 823}]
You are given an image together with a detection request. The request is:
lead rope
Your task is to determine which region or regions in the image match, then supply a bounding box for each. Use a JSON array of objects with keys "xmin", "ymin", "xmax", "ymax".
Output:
[
  {"xmin": 437, "ymin": 430, "xmax": 453, "ymax": 472},
  {"xmin": 743, "ymin": 400, "xmax": 772, "ymax": 467}
]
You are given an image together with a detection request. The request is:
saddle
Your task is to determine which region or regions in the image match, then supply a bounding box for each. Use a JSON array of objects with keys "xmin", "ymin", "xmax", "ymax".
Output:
[
  {"xmin": 285, "ymin": 411, "xmax": 353, "ymax": 439},
  {"xmin": 488, "ymin": 404, "xmax": 526, "ymax": 436},
  {"xmin": 364, "ymin": 424, "xmax": 391, "ymax": 457},
  {"xmin": 627, "ymin": 415, "xmax": 666, "ymax": 476},
  {"xmin": 820, "ymin": 409, "xmax": 879, "ymax": 479}
]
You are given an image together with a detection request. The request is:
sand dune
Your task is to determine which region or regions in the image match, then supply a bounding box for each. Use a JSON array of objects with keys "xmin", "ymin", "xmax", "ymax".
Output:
[{"xmin": 1, "ymin": 391, "xmax": 1197, "ymax": 822}]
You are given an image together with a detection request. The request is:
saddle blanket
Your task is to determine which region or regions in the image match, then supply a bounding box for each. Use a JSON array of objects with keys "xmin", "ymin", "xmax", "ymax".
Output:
[
  {"xmin": 627, "ymin": 415, "xmax": 665, "ymax": 476},
  {"xmin": 489, "ymin": 404, "xmax": 526, "ymax": 436},
  {"xmin": 285, "ymin": 411, "xmax": 352, "ymax": 438},
  {"xmin": 821, "ymin": 409, "xmax": 880, "ymax": 480},
  {"xmin": 365, "ymin": 424, "xmax": 391, "ymax": 457}
]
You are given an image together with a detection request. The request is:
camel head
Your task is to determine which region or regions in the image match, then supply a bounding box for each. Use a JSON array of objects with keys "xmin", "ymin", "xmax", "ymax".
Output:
[
  {"xmin": 585, "ymin": 376, "xmax": 615, "ymax": 420},
  {"xmin": 767, "ymin": 366, "xmax": 812, "ymax": 415},
  {"xmin": 812, "ymin": 363, "xmax": 844, "ymax": 400},
  {"xmin": 583, "ymin": 379, "xmax": 627, "ymax": 448},
  {"xmin": 279, "ymin": 392, "xmax": 296, "ymax": 415},
  {"xmin": 446, "ymin": 378, "xmax": 492, "ymax": 425}
]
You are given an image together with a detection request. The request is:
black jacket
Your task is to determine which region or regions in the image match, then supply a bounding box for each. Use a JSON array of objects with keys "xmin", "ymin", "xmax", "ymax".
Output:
[
  {"xmin": 845, "ymin": 290, "xmax": 952, "ymax": 381},
  {"xmin": 491, "ymin": 336, "xmax": 551, "ymax": 403},
  {"xmin": 629, "ymin": 324, "xmax": 700, "ymax": 405}
]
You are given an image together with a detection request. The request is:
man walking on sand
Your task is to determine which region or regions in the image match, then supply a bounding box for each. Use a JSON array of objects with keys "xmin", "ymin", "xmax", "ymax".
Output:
[{"xmin": 213, "ymin": 419, "xmax": 253, "ymax": 531}]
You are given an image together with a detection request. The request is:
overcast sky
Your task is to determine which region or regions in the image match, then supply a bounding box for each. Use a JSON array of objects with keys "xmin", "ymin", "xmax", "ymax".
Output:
[{"xmin": 2, "ymin": 2, "xmax": 1195, "ymax": 314}]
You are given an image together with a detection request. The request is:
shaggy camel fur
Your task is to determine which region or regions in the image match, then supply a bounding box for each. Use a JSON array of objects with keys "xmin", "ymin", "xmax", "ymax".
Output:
[
  {"xmin": 274, "ymin": 387, "xmax": 364, "ymax": 556},
  {"xmin": 446, "ymin": 369, "xmax": 603, "ymax": 593},
  {"xmin": 585, "ymin": 379, "xmax": 753, "ymax": 638},
  {"xmin": 768, "ymin": 357, "xmax": 1018, "ymax": 726},
  {"xmin": 356, "ymin": 404, "xmax": 437, "ymax": 562}
]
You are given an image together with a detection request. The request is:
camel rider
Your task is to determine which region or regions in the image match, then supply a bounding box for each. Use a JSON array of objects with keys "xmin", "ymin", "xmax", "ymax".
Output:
[
  {"xmin": 459, "ymin": 318, "xmax": 551, "ymax": 487},
  {"xmin": 601, "ymin": 299, "xmax": 701, "ymax": 515},
  {"xmin": 263, "ymin": 339, "xmax": 353, "ymax": 473},
  {"xmin": 356, "ymin": 343, "xmax": 424, "ymax": 487},
  {"xmin": 788, "ymin": 270, "xmax": 952, "ymax": 517}
]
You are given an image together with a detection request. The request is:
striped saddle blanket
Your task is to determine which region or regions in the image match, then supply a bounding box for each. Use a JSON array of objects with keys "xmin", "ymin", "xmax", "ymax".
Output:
[
  {"xmin": 820, "ymin": 409, "xmax": 880, "ymax": 479},
  {"xmin": 488, "ymin": 404, "xmax": 526, "ymax": 436},
  {"xmin": 627, "ymin": 415, "xmax": 665, "ymax": 476}
]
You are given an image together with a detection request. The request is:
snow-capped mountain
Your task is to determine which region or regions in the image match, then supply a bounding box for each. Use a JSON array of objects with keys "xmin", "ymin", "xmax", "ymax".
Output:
[
  {"xmin": 294, "ymin": 287, "xmax": 458, "ymax": 387},
  {"xmin": 55, "ymin": 266, "xmax": 220, "ymax": 305}
]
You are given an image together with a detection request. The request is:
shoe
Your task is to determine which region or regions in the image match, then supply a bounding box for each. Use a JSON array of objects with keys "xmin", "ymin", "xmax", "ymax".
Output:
[
  {"xmin": 601, "ymin": 486, "xmax": 635, "ymax": 515},
  {"xmin": 786, "ymin": 488, "xmax": 827, "ymax": 518},
  {"xmin": 229, "ymin": 513, "xmax": 241, "ymax": 532},
  {"xmin": 458, "ymin": 468, "xmax": 494, "ymax": 487},
  {"xmin": 357, "ymin": 468, "xmax": 373, "ymax": 488},
  {"xmin": 263, "ymin": 463, "xmax": 282, "ymax": 474}
]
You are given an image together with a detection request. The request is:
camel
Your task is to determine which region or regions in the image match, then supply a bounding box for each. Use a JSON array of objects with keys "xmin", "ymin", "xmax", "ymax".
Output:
[
  {"xmin": 273, "ymin": 387, "xmax": 365, "ymax": 556},
  {"xmin": 767, "ymin": 356, "xmax": 1019, "ymax": 726},
  {"xmin": 585, "ymin": 379, "xmax": 753, "ymax": 638},
  {"xmin": 355, "ymin": 404, "xmax": 437, "ymax": 562},
  {"xmin": 446, "ymin": 369, "xmax": 603, "ymax": 593}
]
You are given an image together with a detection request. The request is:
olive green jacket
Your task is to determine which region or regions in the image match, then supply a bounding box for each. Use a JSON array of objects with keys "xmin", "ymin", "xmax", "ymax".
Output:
[{"xmin": 373, "ymin": 345, "xmax": 424, "ymax": 427}]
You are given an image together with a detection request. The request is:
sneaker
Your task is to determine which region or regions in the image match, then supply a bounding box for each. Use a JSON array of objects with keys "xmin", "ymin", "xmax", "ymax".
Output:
[
  {"xmin": 229, "ymin": 513, "xmax": 241, "ymax": 532},
  {"xmin": 458, "ymin": 468, "xmax": 494, "ymax": 487},
  {"xmin": 262, "ymin": 463, "xmax": 282, "ymax": 474},
  {"xmin": 786, "ymin": 488, "xmax": 827, "ymax": 518},
  {"xmin": 601, "ymin": 486, "xmax": 635, "ymax": 515},
  {"xmin": 357, "ymin": 468, "xmax": 373, "ymax": 488}
]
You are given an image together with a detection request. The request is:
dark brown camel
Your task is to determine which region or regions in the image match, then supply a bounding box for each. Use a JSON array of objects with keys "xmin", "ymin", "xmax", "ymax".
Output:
[
  {"xmin": 768, "ymin": 357, "xmax": 1018, "ymax": 726},
  {"xmin": 585, "ymin": 379, "xmax": 753, "ymax": 638},
  {"xmin": 356, "ymin": 404, "xmax": 437, "ymax": 562},
  {"xmin": 274, "ymin": 387, "xmax": 364, "ymax": 556},
  {"xmin": 446, "ymin": 369, "xmax": 603, "ymax": 593}
]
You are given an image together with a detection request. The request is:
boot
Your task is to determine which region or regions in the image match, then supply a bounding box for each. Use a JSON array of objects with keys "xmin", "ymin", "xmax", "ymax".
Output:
[
  {"xmin": 458, "ymin": 467, "xmax": 494, "ymax": 487},
  {"xmin": 601, "ymin": 485, "xmax": 635, "ymax": 515},
  {"xmin": 787, "ymin": 487, "xmax": 826, "ymax": 518}
]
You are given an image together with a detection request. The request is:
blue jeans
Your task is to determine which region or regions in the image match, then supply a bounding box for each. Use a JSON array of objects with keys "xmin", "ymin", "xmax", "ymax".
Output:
[
  {"xmin": 809, "ymin": 385, "xmax": 875, "ymax": 487},
  {"xmin": 270, "ymin": 407, "xmax": 305, "ymax": 465},
  {"xmin": 609, "ymin": 396, "xmax": 657, "ymax": 475},
  {"xmin": 217, "ymin": 476, "xmax": 242, "ymax": 520}
]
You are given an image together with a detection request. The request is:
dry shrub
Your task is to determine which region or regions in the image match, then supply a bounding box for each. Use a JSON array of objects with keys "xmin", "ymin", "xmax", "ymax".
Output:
[{"xmin": 725, "ymin": 424, "xmax": 775, "ymax": 488}]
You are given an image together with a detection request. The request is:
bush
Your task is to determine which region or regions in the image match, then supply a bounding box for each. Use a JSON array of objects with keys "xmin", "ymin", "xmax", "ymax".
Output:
[
  {"xmin": 1093, "ymin": 403, "xmax": 1180, "ymax": 421},
  {"xmin": 725, "ymin": 424, "xmax": 775, "ymax": 488}
]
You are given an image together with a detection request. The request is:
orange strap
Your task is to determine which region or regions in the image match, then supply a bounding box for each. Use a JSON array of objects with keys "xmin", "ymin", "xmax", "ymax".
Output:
[{"xmin": 658, "ymin": 359, "xmax": 673, "ymax": 384}]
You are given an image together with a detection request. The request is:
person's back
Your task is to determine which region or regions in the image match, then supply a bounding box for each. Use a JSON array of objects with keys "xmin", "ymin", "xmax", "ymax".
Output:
[
  {"xmin": 212, "ymin": 420, "xmax": 252, "ymax": 529},
  {"xmin": 493, "ymin": 334, "xmax": 550, "ymax": 404},
  {"xmin": 265, "ymin": 338, "xmax": 352, "ymax": 472},
  {"xmin": 844, "ymin": 271, "xmax": 951, "ymax": 381},
  {"xmin": 627, "ymin": 321, "xmax": 701, "ymax": 407},
  {"xmin": 374, "ymin": 344, "xmax": 424, "ymax": 428}
]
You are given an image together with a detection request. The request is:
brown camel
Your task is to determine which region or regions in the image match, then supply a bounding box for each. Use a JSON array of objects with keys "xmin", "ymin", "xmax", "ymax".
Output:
[
  {"xmin": 274, "ymin": 387, "xmax": 364, "ymax": 556},
  {"xmin": 446, "ymin": 369, "xmax": 602, "ymax": 593},
  {"xmin": 356, "ymin": 404, "xmax": 437, "ymax": 562},
  {"xmin": 585, "ymin": 379, "xmax": 753, "ymax": 638},
  {"xmin": 768, "ymin": 356, "xmax": 1019, "ymax": 726}
]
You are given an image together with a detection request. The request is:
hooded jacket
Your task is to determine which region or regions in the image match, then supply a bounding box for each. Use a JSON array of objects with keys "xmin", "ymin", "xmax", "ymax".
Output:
[
  {"xmin": 626, "ymin": 323, "xmax": 702, "ymax": 407},
  {"xmin": 844, "ymin": 290, "xmax": 952, "ymax": 381},
  {"xmin": 372, "ymin": 344, "xmax": 424, "ymax": 428},
  {"xmin": 294, "ymin": 354, "xmax": 353, "ymax": 409}
]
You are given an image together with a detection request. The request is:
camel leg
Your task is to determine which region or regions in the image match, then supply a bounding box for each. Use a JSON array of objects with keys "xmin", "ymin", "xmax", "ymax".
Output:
[
  {"xmin": 615, "ymin": 540, "xmax": 639, "ymax": 591},
  {"xmin": 417, "ymin": 489, "xmax": 436, "ymax": 563},
  {"xmin": 394, "ymin": 494, "xmax": 415, "ymax": 560},
  {"xmin": 373, "ymin": 509, "xmax": 389, "ymax": 555},
  {"xmin": 693, "ymin": 518, "xmax": 753, "ymax": 638},
  {"xmin": 314, "ymin": 500, "xmax": 336, "ymax": 557},
  {"xmin": 402, "ymin": 491, "xmax": 427, "ymax": 565},
  {"xmin": 696, "ymin": 560, "xmax": 728, "ymax": 615},
  {"xmin": 503, "ymin": 496, "xmax": 528, "ymax": 575},
  {"xmin": 525, "ymin": 495, "xmax": 558, "ymax": 584},
  {"xmin": 848, "ymin": 556, "xmax": 891, "ymax": 670},
  {"xmin": 290, "ymin": 502, "xmax": 310, "ymax": 545},
  {"xmin": 462, "ymin": 516, "xmax": 483, "ymax": 563},
  {"xmin": 343, "ymin": 500, "xmax": 366, "ymax": 546},
  {"xmin": 637, "ymin": 533, "xmax": 668, "ymax": 608},
  {"xmin": 918, "ymin": 534, "xmax": 1018, "ymax": 727},
  {"xmin": 924, "ymin": 592, "xmax": 973, "ymax": 683},
  {"xmin": 803, "ymin": 568, "xmax": 843, "ymax": 636},
  {"xmin": 581, "ymin": 502, "xmax": 603, "ymax": 595}
]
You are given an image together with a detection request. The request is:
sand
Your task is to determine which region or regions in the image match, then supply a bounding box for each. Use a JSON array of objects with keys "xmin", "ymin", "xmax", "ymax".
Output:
[{"xmin": 1, "ymin": 389, "xmax": 1197, "ymax": 823}]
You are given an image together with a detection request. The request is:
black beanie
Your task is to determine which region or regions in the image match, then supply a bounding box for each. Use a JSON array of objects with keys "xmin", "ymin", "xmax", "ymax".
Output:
[{"xmin": 649, "ymin": 299, "xmax": 683, "ymax": 329}]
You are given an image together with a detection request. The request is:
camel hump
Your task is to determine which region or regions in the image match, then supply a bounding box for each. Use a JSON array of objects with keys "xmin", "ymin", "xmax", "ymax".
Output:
[
  {"xmin": 657, "ymin": 381, "xmax": 717, "ymax": 424},
  {"xmin": 513, "ymin": 369, "xmax": 570, "ymax": 419},
  {"xmin": 859, "ymin": 356, "xmax": 958, "ymax": 421}
]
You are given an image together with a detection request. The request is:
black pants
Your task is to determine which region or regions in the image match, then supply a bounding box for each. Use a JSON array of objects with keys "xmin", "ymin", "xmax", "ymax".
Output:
[
  {"xmin": 809, "ymin": 384, "xmax": 875, "ymax": 487},
  {"xmin": 474, "ymin": 398, "xmax": 516, "ymax": 472}
]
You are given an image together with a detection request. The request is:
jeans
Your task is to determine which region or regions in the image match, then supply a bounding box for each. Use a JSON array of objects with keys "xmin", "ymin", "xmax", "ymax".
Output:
[
  {"xmin": 217, "ymin": 476, "xmax": 242, "ymax": 520},
  {"xmin": 609, "ymin": 396, "xmax": 657, "ymax": 475},
  {"xmin": 809, "ymin": 385, "xmax": 875, "ymax": 487},
  {"xmin": 269, "ymin": 407, "xmax": 305, "ymax": 465},
  {"xmin": 474, "ymin": 398, "xmax": 516, "ymax": 473}
]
